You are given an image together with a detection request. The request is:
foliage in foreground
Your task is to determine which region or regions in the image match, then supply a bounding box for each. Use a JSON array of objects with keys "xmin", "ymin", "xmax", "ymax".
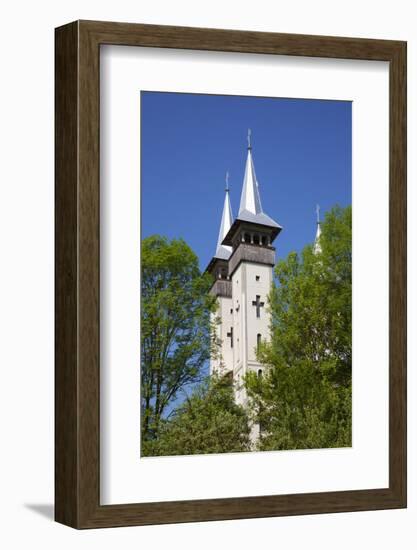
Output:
[
  {"xmin": 142, "ymin": 375, "xmax": 251, "ymax": 457},
  {"xmin": 245, "ymin": 205, "xmax": 352, "ymax": 451},
  {"xmin": 141, "ymin": 235, "xmax": 216, "ymax": 444}
]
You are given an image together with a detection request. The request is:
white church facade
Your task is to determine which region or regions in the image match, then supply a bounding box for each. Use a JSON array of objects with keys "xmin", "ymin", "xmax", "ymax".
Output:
[{"xmin": 206, "ymin": 135, "xmax": 283, "ymax": 408}]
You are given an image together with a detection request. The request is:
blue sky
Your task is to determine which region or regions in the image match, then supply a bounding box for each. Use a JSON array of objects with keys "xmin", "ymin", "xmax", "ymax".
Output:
[{"xmin": 141, "ymin": 91, "xmax": 351, "ymax": 270}]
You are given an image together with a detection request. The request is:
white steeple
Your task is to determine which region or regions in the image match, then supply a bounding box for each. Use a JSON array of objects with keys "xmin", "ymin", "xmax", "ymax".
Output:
[
  {"xmin": 215, "ymin": 172, "xmax": 234, "ymax": 260},
  {"xmin": 314, "ymin": 204, "xmax": 322, "ymax": 254},
  {"xmin": 239, "ymin": 130, "xmax": 263, "ymax": 216},
  {"xmin": 234, "ymin": 129, "xmax": 281, "ymax": 232}
]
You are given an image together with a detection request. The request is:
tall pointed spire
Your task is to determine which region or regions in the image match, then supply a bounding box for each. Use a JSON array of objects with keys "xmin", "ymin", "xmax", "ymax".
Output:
[
  {"xmin": 215, "ymin": 173, "xmax": 234, "ymax": 260},
  {"xmin": 239, "ymin": 129, "xmax": 263, "ymax": 216},
  {"xmin": 314, "ymin": 204, "xmax": 322, "ymax": 254},
  {"xmin": 221, "ymin": 131, "xmax": 282, "ymax": 247},
  {"xmin": 230, "ymin": 130, "xmax": 280, "ymax": 233}
]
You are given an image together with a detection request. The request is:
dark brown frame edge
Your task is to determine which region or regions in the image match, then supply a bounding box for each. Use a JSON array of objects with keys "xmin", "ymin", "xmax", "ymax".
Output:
[{"xmin": 55, "ymin": 20, "xmax": 407, "ymax": 529}]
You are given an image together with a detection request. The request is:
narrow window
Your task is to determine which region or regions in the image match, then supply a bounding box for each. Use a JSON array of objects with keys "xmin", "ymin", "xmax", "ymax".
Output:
[
  {"xmin": 257, "ymin": 369, "xmax": 263, "ymax": 378},
  {"xmin": 256, "ymin": 275, "xmax": 260, "ymax": 282},
  {"xmin": 261, "ymin": 235, "xmax": 267, "ymax": 246},
  {"xmin": 253, "ymin": 234, "xmax": 260, "ymax": 245},
  {"xmin": 257, "ymin": 333, "xmax": 262, "ymax": 351}
]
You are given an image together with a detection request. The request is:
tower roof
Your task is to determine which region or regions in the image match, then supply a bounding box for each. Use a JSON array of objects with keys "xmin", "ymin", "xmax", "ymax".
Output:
[
  {"xmin": 222, "ymin": 134, "xmax": 282, "ymax": 246},
  {"xmin": 214, "ymin": 177, "xmax": 233, "ymax": 260},
  {"xmin": 239, "ymin": 147, "xmax": 263, "ymax": 216},
  {"xmin": 237, "ymin": 147, "xmax": 281, "ymax": 228}
]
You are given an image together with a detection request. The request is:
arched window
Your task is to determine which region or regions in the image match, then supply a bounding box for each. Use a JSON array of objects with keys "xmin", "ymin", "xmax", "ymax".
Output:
[
  {"xmin": 257, "ymin": 369, "xmax": 263, "ymax": 378},
  {"xmin": 257, "ymin": 333, "xmax": 262, "ymax": 351}
]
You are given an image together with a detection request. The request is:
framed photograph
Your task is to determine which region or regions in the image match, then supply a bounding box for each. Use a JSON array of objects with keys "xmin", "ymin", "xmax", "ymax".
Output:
[{"xmin": 55, "ymin": 20, "xmax": 406, "ymax": 528}]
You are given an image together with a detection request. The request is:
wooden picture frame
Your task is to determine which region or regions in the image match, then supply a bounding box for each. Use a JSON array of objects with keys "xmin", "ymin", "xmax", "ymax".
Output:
[{"xmin": 55, "ymin": 20, "xmax": 407, "ymax": 529}]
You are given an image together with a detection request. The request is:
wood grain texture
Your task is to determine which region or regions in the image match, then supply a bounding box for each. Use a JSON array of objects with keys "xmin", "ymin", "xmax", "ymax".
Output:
[
  {"xmin": 55, "ymin": 20, "xmax": 407, "ymax": 529},
  {"xmin": 55, "ymin": 21, "xmax": 79, "ymax": 527},
  {"xmin": 388, "ymin": 41, "xmax": 407, "ymax": 503}
]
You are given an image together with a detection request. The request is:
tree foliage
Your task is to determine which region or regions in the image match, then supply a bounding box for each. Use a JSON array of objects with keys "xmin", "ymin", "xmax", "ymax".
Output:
[
  {"xmin": 245, "ymin": 205, "xmax": 352, "ymax": 451},
  {"xmin": 142, "ymin": 375, "xmax": 251, "ymax": 457},
  {"xmin": 141, "ymin": 235, "xmax": 216, "ymax": 444}
]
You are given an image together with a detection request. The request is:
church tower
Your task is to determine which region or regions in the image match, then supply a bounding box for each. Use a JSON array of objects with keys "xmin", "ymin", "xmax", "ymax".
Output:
[{"xmin": 207, "ymin": 132, "xmax": 282, "ymax": 409}]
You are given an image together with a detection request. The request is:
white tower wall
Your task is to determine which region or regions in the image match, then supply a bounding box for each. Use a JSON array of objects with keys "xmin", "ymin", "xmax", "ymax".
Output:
[
  {"xmin": 231, "ymin": 261, "xmax": 273, "ymax": 406},
  {"xmin": 210, "ymin": 295, "xmax": 234, "ymax": 375}
]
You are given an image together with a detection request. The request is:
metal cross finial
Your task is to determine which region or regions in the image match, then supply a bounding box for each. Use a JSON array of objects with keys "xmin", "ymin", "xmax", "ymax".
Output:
[
  {"xmin": 316, "ymin": 204, "xmax": 320, "ymax": 224},
  {"xmin": 247, "ymin": 128, "xmax": 252, "ymax": 149},
  {"xmin": 225, "ymin": 171, "xmax": 230, "ymax": 192}
]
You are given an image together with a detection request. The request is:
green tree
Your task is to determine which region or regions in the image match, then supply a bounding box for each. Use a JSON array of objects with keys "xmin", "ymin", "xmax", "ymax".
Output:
[
  {"xmin": 142, "ymin": 375, "xmax": 251, "ymax": 457},
  {"xmin": 141, "ymin": 235, "xmax": 216, "ymax": 444},
  {"xmin": 245, "ymin": 205, "xmax": 352, "ymax": 451}
]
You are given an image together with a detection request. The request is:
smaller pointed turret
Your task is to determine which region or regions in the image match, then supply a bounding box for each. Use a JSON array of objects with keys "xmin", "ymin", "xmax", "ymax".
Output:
[
  {"xmin": 205, "ymin": 173, "xmax": 235, "ymax": 284},
  {"xmin": 215, "ymin": 172, "xmax": 233, "ymax": 260}
]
